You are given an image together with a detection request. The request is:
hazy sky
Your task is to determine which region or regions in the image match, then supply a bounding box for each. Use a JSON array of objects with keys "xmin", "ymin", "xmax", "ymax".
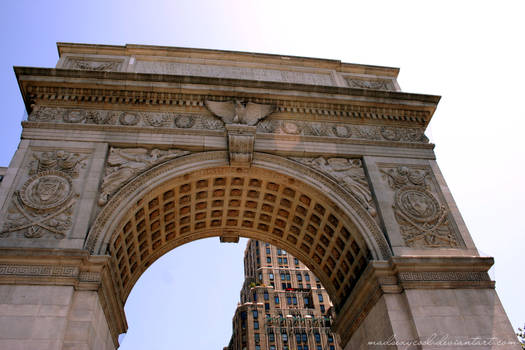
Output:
[{"xmin": 0, "ymin": 1, "xmax": 524, "ymax": 348}]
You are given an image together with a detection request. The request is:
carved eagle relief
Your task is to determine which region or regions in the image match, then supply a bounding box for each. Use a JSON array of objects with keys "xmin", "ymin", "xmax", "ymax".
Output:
[{"xmin": 205, "ymin": 100, "xmax": 275, "ymax": 126}]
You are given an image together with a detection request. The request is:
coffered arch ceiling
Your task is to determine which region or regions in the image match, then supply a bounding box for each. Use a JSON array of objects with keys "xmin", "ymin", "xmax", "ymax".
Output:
[{"xmin": 86, "ymin": 152, "xmax": 391, "ymax": 309}]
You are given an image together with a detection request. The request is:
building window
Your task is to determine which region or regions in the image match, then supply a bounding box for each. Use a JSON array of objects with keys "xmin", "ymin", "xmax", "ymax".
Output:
[
  {"xmin": 282, "ymin": 333, "xmax": 288, "ymax": 342},
  {"xmin": 294, "ymin": 258, "xmax": 299, "ymax": 265},
  {"xmin": 302, "ymin": 333, "xmax": 308, "ymax": 342},
  {"xmin": 255, "ymin": 346, "xmax": 260, "ymax": 350},
  {"xmin": 269, "ymin": 273, "xmax": 274, "ymax": 280},
  {"xmin": 255, "ymin": 241, "xmax": 259, "ymax": 247},
  {"xmin": 255, "ymin": 333, "xmax": 260, "ymax": 343},
  {"xmin": 329, "ymin": 346, "xmax": 335, "ymax": 350},
  {"xmin": 305, "ymin": 273, "xmax": 310, "ymax": 281},
  {"xmin": 267, "ymin": 257, "xmax": 272, "ymax": 263},
  {"xmin": 264, "ymin": 291, "xmax": 269, "ymax": 300},
  {"xmin": 254, "ymin": 321, "xmax": 259, "ymax": 329},
  {"xmin": 328, "ymin": 335, "xmax": 333, "ymax": 343},
  {"xmin": 318, "ymin": 294, "xmax": 324, "ymax": 302},
  {"xmin": 270, "ymin": 346, "xmax": 276, "ymax": 350},
  {"xmin": 317, "ymin": 346, "xmax": 322, "ymax": 350},
  {"xmin": 296, "ymin": 334, "xmax": 302, "ymax": 343},
  {"xmin": 304, "ymin": 345, "xmax": 309, "ymax": 350},
  {"xmin": 265, "ymin": 303, "xmax": 270, "ymax": 310},
  {"xmin": 275, "ymin": 296, "xmax": 280, "ymax": 304},
  {"xmin": 280, "ymin": 272, "xmax": 286, "ymax": 280},
  {"xmin": 287, "ymin": 296, "xmax": 292, "ymax": 305},
  {"xmin": 297, "ymin": 273, "xmax": 302, "ymax": 281},
  {"xmin": 320, "ymin": 304, "xmax": 325, "ymax": 313},
  {"xmin": 241, "ymin": 311, "xmax": 247, "ymax": 320},
  {"xmin": 292, "ymin": 296, "xmax": 297, "ymax": 305},
  {"xmin": 284, "ymin": 257, "xmax": 288, "ymax": 264},
  {"xmin": 277, "ymin": 248, "xmax": 282, "ymax": 255},
  {"xmin": 269, "ymin": 333, "xmax": 275, "ymax": 342},
  {"xmin": 286, "ymin": 273, "xmax": 291, "ymax": 281},
  {"xmin": 253, "ymin": 292, "xmax": 257, "ymax": 302},
  {"xmin": 304, "ymin": 297, "xmax": 309, "ymax": 306},
  {"xmin": 278, "ymin": 257, "xmax": 283, "ymax": 264},
  {"xmin": 315, "ymin": 333, "xmax": 321, "ymax": 343},
  {"xmin": 282, "ymin": 283, "xmax": 287, "ymax": 289},
  {"xmin": 253, "ymin": 310, "xmax": 258, "ymax": 318},
  {"xmin": 298, "ymin": 346, "xmax": 303, "ymax": 350}
]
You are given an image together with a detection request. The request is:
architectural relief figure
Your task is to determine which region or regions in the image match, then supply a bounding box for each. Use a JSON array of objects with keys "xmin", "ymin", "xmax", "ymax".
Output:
[
  {"xmin": 98, "ymin": 147, "xmax": 190, "ymax": 205},
  {"xmin": 292, "ymin": 157, "xmax": 377, "ymax": 217},
  {"xmin": 1, "ymin": 170, "xmax": 76, "ymax": 239},
  {"xmin": 205, "ymin": 100, "xmax": 275, "ymax": 126},
  {"xmin": 381, "ymin": 166, "xmax": 461, "ymax": 248}
]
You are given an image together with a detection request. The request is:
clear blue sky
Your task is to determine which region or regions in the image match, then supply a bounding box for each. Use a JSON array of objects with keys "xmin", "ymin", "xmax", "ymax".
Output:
[{"xmin": 1, "ymin": 1, "xmax": 524, "ymax": 348}]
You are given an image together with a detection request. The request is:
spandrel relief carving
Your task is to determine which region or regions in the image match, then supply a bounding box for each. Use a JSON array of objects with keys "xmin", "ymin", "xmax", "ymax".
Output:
[
  {"xmin": 381, "ymin": 166, "xmax": 463, "ymax": 248},
  {"xmin": 292, "ymin": 157, "xmax": 377, "ymax": 218},
  {"xmin": 98, "ymin": 147, "xmax": 190, "ymax": 206},
  {"xmin": 1, "ymin": 149, "xmax": 89, "ymax": 239}
]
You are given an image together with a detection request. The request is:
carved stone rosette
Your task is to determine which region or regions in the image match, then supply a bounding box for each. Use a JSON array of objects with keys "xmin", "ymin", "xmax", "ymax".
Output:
[
  {"xmin": 98, "ymin": 147, "xmax": 190, "ymax": 206},
  {"xmin": 381, "ymin": 166, "xmax": 462, "ymax": 248}
]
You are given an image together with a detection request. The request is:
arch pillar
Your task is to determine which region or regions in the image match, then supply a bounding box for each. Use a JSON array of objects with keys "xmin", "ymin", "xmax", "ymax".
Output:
[{"xmin": 0, "ymin": 248, "xmax": 125, "ymax": 350}]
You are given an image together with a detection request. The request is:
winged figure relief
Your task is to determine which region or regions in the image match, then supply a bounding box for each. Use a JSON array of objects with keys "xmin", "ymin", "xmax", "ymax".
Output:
[{"xmin": 205, "ymin": 100, "xmax": 275, "ymax": 126}]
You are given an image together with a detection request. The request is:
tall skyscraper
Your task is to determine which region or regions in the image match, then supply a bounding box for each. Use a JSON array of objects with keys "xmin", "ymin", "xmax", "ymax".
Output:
[{"xmin": 225, "ymin": 240, "xmax": 340, "ymax": 350}]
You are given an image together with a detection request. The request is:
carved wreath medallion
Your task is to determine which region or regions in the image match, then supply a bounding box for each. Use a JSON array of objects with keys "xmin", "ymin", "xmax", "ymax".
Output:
[
  {"xmin": 394, "ymin": 186, "xmax": 441, "ymax": 223},
  {"xmin": 19, "ymin": 170, "xmax": 73, "ymax": 211}
]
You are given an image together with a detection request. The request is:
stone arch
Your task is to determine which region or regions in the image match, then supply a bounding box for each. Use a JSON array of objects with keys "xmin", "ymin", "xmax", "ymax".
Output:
[{"xmin": 86, "ymin": 151, "xmax": 391, "ymax": 309}]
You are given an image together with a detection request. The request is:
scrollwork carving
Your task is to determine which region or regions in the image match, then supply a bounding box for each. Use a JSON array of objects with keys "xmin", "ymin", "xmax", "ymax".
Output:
[
  {"xmin": 381, "ymin": 166, "xmax": 461, "ymax": 248},
  {"xmin": 98, "ymin": 147, "xmax": 190, "ymax": 206}
]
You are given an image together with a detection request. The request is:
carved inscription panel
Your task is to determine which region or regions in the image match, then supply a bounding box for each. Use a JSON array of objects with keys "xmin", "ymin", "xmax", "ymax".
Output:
[{"xmin": 380, "ymin": 165, "xmax": 464, "ymax": 248}]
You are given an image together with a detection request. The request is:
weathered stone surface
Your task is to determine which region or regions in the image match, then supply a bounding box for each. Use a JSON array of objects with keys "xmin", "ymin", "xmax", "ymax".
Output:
[{"xmin": 0, "ymin": 43, "xmax": 517, "ymax": 350}]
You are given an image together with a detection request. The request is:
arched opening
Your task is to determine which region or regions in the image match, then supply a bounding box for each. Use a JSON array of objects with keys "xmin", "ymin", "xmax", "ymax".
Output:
[
  {"xmin": 86, "ymin": 152, "xmax": 391, "ymax": 340},
  {"xmin": 120, "ymin": 237, "xmax": 249, "ymax": 349}
]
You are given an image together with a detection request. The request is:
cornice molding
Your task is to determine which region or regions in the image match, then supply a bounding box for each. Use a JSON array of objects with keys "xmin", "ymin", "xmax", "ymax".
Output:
[{"xmin": 15, "ymin": 67, "xmax": 438, "ymax": 127}]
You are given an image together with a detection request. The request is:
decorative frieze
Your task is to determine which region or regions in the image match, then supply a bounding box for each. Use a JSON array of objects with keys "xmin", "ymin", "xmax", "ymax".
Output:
[
  {"xmin": 98, "ymin": 147, "xmax": 190, "ymax": 206},
  {"xmin": 28, "ymin": 106, "xmax": 429, "ymax": 144},
  {"xmin": 258, "ymin": 120, "xmax": 428, "ymax": 143},
  {"xmin": 380, "ymin": 165, "xmax": 463, "ymax": 248},
  {"xmin": 28, "ymin": 106, "xmax": 225, "ymax": 131},
  {"xmin": 291, "ymin": 157, "xmax": 377, "ymax": 218}
]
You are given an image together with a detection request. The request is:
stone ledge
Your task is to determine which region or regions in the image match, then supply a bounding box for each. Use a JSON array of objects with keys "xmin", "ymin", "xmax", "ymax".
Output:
[
  {"xmin": 0, "ymin": 248, "xmax": 127, "ymax": 347},
  {"xmin": 332, "ymin": 256, "xmax": 495, "ymax": 347}
]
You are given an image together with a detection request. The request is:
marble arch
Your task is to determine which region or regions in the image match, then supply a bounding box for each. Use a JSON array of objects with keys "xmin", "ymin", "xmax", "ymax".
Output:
[
  {"xmin": 0, "ymin": 43, "xmax": 520, "ymax": 349},
  {"xmin": 86, "ymin": 151, "xmax": 391, "ymax": 306}
]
